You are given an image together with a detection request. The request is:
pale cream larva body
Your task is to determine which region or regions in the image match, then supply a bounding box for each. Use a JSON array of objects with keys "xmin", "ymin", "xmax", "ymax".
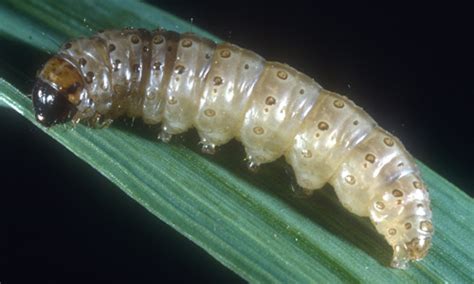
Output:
[{"xmin": 35, "ymin": 28, "xmax": 433, "ymax": 269}]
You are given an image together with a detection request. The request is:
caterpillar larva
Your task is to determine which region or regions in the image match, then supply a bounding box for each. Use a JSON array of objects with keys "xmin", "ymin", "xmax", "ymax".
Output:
[{"xmin": 32, "ymin": 28, "xmax": 433, "ymax": 269}]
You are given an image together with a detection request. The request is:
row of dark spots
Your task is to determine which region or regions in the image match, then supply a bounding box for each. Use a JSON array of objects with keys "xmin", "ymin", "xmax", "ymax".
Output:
[
  {"xmin": 63, "ymin": 42, "xmax": 95, "ymax": 84},
  {"xmin": 373, "ymin": 179, "xmax": 432, "ymax": 237},
  {"xmin": 108, "ymin": 33, "xmax": 155, "ymax": 75},
  {"xmin": 63, "ymin": 32, "xmax": 153, "ymax": 80},
  {"xmin": 315, "ymin": 99, "xmax": 346, "ymax": 139},
  {"xmin": 254, "ymin": 69, "xmax": 309, "ymax": 135},
  {"xmin": 167, "ymin": 38, "xmax": 201, "ymax": 102},
  {"xmin": 203, "ymin": 48, "xmax": 262, "ymax": 126},
  {"xmin": 325, "ymin": 97, "xmax": 402, "ymax": 187},
  {"xmin": 164, "ymin": 38, "xmax": 212, "ymax": 107},
  {"xmin": 343, "ymin": 136, "xmax": 397, "ymax": 185},
  {"xmin": 161, "ymin": 38, "xmax": 216, "ymax": 80},
  {"xmin": 208, "ymin": 49, "xmax": 232, "ymax": 96},
  {"xmin": 138, "ymin": 34, "xmax": 165, "ymax": 75}
]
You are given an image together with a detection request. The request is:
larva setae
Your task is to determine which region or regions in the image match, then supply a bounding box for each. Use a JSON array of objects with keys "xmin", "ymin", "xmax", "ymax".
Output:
[{"xmin": 32, "ymin": 28, "xmax": 433, "ymax": 269}]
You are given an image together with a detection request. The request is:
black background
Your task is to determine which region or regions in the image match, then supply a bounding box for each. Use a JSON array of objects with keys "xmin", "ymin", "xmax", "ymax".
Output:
[{"xmin": 2, "ymin": 1, "xmax": 472, "ymax": 283}]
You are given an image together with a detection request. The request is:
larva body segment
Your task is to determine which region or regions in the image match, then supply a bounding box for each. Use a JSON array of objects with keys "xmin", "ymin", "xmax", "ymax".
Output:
[
  {"xmin": 195, "ymin": 44, "xmax": 265, "ymax": 148},
  {"xmin": 142, "ymin": 30, "xmax": 180, "ymax": 125},
  {"xmin": 240, "ymin": 62, "xmax": 321, "ymax": 165},
  {"xmin": 286, "ymin": 90, "xmax": 376, "ymax": 191},
  {"xmin": 161, "ymin": 32, "xmax": 216, "ymax": 136},
  {"xmin": 32, "ymin": 28, "xmax": 433, "ymax": 269}
]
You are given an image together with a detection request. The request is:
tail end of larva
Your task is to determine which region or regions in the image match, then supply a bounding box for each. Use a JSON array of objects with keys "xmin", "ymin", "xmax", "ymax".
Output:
[{"xmin": 391, "ymin": 237, "xmax": 432, "ymax": 269}]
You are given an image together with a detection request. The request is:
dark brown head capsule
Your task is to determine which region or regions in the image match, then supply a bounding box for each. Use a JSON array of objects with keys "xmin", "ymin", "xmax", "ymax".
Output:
[{"xmin": 32, "ymin": 56, "xmax": 84, "ymax": 127}]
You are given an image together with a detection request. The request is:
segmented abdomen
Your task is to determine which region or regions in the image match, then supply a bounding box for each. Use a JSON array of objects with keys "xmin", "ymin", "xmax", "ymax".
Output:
[{"xmin": 57, "ymin": 28, "xmax": 433, "ymax": 268}]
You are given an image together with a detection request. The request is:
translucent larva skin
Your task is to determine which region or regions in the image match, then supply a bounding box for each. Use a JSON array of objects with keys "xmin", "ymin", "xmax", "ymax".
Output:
[{"xmin": 32, "ymin": 28, "xmax": 433, "ymax": 269}]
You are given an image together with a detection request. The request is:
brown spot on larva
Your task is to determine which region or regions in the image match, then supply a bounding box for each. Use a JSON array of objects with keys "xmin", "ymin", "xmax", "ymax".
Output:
[
  {"xmin": 213, "ymin": 88, "xmax": 217, "ymax": 94},
  {"xmin": 204, "ymin": 109, "xmax": 216, "ymax": 117},
  {"xmin": 244, "ymin": 64, "xmax": 249, "ymax": 70},
  {"xmin": 392, "ymin": 189, "xmax": 404, "ymax": 197},
  {"xmin": 213, "ymin": 76, "xmax": 223, "ymax": 86},
  {"xmin": 153, "ymin": 35, "xmax": 164, "ymax": 44},
  {"xmin": 333, "ymin": 99, "xmax": 345, "ymax": 108},
  {"xmin": 133, "ymin": 64, "xmax": 141, "ymax": 73},
  {"xmin": 420, "ymin": 221, "xmax": 433, "ymax": 233},
  {"xmin": 375, "ymin": 201, "xmax": 385, "ymax": 210},
  {"xmin": 277, "ymin": 70, "xmax": 288, "ymax": 80},
  {"xmin": 264, "ymin": 107, "xmax": 269, "ymax": 112},
  {"xmin": 413, "ymin": 181, "xmax": 422, "ymax": 189},
  {"xmin": 365, "ymin": 153, "xmax": 376, "ymax": 163},
  {"xmin": 253, "ymin": 126, "xmax": 264, "ymax": 135},
  {"xmin": 299, "ymin": 89, "xmax": 305, "ymax": 95},
  {"xmin": 397, "ymin": 162, "xmax": 405, "ymax": 167},
  {"xmin": 396, "ymin": 200, "xmax": 403, "ymax": 205},
  {"xmin": 152, "ymin": 62, "xmax": 162, "ymax": 71},
  {"xmin": 345, "ymin": 175, "xmax": 355, "ymax": 185},
  {"xmin": 384, "ymin": 137, "xmax": 394, "ymax": 147},
  {"xmin": 405, "ymin": 223, "xmax": 412, "ymax": 230},
  {"xmin": 181, "ymin": 39, "xmax": 192, "ymax": 47},
  {"xmin": 108, "ymin": 44, "xmax": 116, "ymax": 52},
  {"xmin": 205, "ymin": 53, "xmax": 211, "ymax": 59},
  {"xmin": 113, "ymin": 59, "xmax": 121, "ymax": 71},
  {"xmin": 220, "ymin": 49, "xmax": 231, "ymax": 58},
  {"xmin": 143, "ymin": 46, "xmax": 150, "ymax": 53},
  {"xmin": 131, "ymin": 35, "xmax": 140, "ymax": 44},
  {"xmin": 79, "ymin": 58, "xmax": 87, "ymax": 66},
  {"xmin": 301, "ymin": 149, "xmax": 312, "ymax": 158},
  {"xmin": 388, "ymin": 228, "xmax": 397, "ymax": 236},
  {"xmin": 64, "ymin": 42, "xmax": 72, "ymax": 49},
  {"xmin": 353, "ymin": 120, "xmax": 359, "ymax": 126},
  {"xmin": 417, "ymin": 203, "xmax": 424, "ymax": 208},
  {"xmin": 168, "ymin": 96, "xmax": 177, "ymax": 105},
  {"xmin": 318, "ymin": 121, "xmax": 329, "ymax": 131},
  {"xmin": 174, "ymin": 65, "xmax": 185, "ymax": 74},
  {"xmin": 265, "ymin": 96, "xmax": 276, "ymax": 105},
  {"xmin": 85, "ymin": 71, "xmax": 94, "ymax": 84}
]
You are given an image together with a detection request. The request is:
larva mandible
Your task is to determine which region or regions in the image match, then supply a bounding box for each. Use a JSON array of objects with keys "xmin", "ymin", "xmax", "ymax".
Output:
[{"xmin": 32, "ymin": 27, "xmax": 433, "ymax": 269}]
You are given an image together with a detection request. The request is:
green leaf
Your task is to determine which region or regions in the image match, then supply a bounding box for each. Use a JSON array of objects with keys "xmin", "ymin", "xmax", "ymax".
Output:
[{"xmin": 1, "ymin": 1, "xmax": 473, "ymax": 282}]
